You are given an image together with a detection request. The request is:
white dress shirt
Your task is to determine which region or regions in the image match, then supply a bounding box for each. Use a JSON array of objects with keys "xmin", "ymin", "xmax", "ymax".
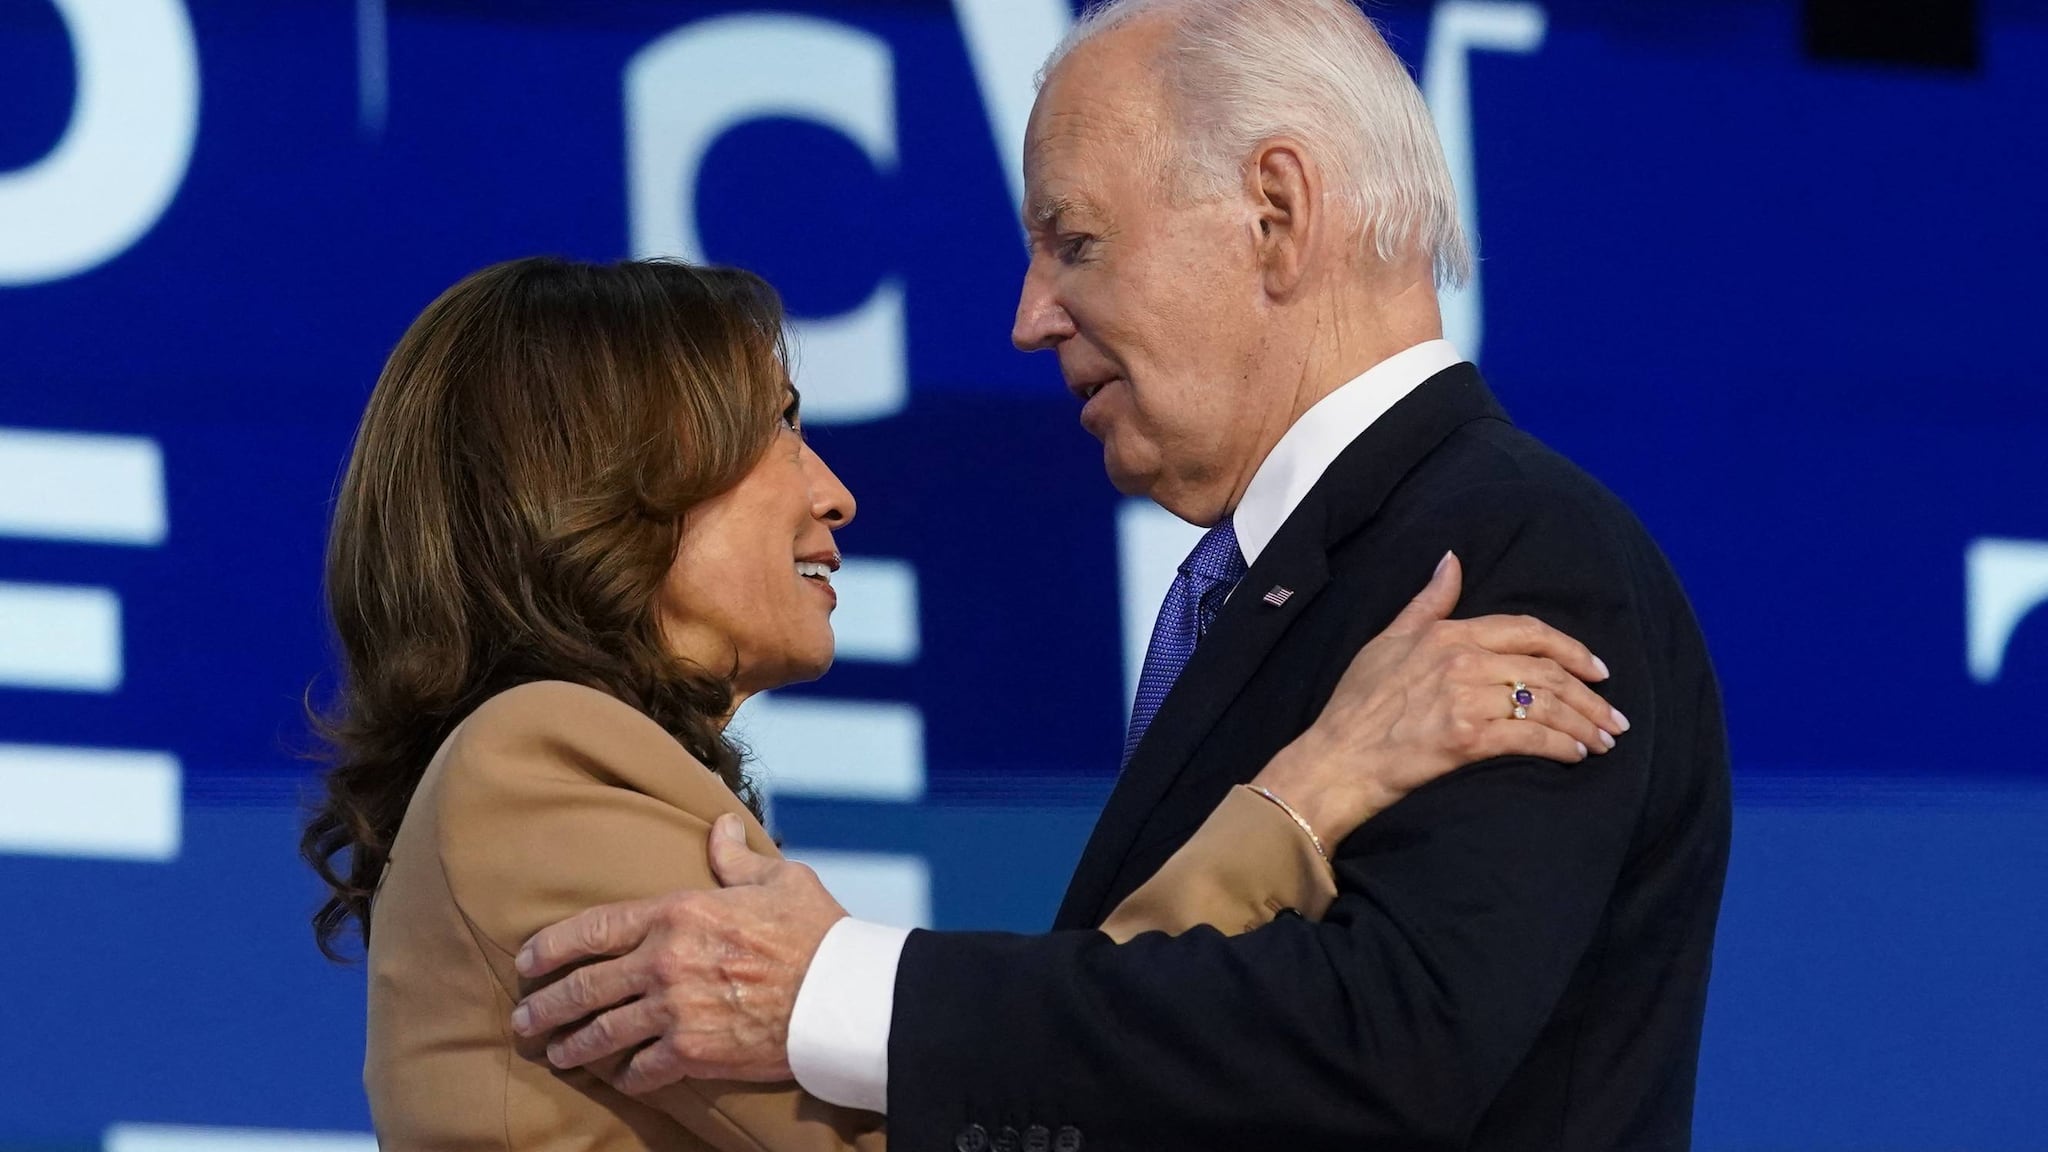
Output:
[{"xmin": 785, "ymin": 339, "xmax": 1467, "ymax": 1113}]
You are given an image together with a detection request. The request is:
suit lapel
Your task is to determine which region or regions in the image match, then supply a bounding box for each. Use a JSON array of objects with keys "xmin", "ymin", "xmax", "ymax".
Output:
[
  {"xmin": 1055, "ymin": 512, "xmax": 1331, "ymax": 928},
  {"xmin": 1056, "ymin": 364, "xmax": 1509, "ymax": 928}
]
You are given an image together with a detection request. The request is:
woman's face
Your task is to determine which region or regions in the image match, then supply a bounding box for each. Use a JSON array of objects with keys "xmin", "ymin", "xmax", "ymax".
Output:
[{"xmin": 660, "ymin": 393, "xmax": 855, "ymax": 701}]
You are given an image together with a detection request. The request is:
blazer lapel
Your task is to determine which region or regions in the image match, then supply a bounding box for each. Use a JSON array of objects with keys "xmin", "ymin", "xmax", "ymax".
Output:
[{"xmin": 1056, "ymin": 363, "xmax": 1510, "ymax": 929}]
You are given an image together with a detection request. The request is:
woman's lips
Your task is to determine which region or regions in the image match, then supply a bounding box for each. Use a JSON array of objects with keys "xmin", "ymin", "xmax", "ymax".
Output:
[{"xmin": 802, "ymin": 573, "xmax": 837, "ymax": 607}]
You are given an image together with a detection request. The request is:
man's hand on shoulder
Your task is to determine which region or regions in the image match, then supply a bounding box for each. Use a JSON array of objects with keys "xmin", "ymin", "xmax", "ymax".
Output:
[{"xmin": 509, "ymin": 814, "xmax": 848, "ymax": 1094}]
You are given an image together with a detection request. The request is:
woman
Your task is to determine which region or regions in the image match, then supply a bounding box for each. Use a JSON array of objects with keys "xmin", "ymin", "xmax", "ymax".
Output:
[{"xmin": 302, "ymin": 257, "xmax": 1618, "ymax": 1150}]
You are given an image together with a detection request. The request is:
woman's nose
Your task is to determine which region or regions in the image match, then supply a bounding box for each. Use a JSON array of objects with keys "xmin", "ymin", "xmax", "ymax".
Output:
[{"xmin": 803, "ymin": 444, "xmax": 856, "ymax": 527}]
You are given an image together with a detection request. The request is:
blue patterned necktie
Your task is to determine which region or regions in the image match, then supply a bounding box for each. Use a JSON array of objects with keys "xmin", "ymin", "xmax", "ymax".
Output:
[{"xmin": 1123, "ymin": 517, "xmax": 1248, "ymax": 766}]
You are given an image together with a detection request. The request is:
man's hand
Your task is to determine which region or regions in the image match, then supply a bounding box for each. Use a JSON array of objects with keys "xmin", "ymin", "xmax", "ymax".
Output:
[{"xmin": 509, "ymin": 814, "xmax": 848, "ymax": 1095}]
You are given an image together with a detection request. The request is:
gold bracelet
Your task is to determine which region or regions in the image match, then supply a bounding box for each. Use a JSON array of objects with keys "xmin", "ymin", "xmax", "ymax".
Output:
[{"xmin": 1246, "ymin": 785, "xmax": 1329, "ymax": 863}]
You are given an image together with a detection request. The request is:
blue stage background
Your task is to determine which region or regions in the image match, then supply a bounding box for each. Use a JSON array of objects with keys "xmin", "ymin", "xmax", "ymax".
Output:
[{"xmin": 2, "ymin": 1, "xmax": 2045, "ymax": 1147}]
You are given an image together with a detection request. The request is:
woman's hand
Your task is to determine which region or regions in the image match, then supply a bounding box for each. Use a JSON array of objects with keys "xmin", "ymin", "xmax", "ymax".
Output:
[{"xmin": 1249, "ymin": 552, "xmax": 1627, "ymax": 851}]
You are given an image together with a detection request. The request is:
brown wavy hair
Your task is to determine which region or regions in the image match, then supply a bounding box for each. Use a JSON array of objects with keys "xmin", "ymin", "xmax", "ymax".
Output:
[{"xmin": 302, "ymin": 256, "xmax": 788, "ymax": 961}]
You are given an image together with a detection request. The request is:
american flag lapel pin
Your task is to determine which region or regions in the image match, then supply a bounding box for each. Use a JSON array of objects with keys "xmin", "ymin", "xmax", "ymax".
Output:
[{"xmin": 1261, "ymin": 585, "xmax": 1294, "ymax": 607}]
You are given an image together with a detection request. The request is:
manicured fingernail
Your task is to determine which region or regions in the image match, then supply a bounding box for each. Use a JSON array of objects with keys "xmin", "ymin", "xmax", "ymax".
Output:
[
  {"xmin": 1610, "ymin": 707, "xmax": 1631, "ymax": 733},
  {"xmin": 1593, "ymin": 656, "xmax": 1611, "ymax": 680},
  {"xmin": 1574, "ymin": 741, "xmax": 1589, "ymax": 759},
  {"xmin": 1435, "ymin": 551, "xmax": 1453, "ymax": 578},
  {"xmin": 511, "ymin": 1004, "xmax": 531, "ymax": 1034},
  {"xmin": 1598, "ymin": 729, "xmax": 1616, "ymax": 750}
]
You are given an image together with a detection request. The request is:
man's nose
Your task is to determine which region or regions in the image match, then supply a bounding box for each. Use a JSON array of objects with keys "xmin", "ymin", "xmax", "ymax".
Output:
[{"xmin": 1012, "ymin": 262, "xmax": 1075, "ymax": 352}]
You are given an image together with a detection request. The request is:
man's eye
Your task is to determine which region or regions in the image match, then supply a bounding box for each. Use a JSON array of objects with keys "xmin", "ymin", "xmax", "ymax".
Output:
[{"xmin": 1057, "ymin": 235, "xmax": 1093, "ymax": 263}]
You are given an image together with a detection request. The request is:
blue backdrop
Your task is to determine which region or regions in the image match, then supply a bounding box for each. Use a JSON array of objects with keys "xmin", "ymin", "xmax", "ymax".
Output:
[{"xmin": 2, "ymin": 1, "xmax": 2045, "ymax": 1148}]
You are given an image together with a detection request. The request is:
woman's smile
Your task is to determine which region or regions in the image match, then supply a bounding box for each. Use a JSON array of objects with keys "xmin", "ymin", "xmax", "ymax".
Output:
[{"xmin": 796, "ymin": 553, "xmax": 840, "ymax": 608}]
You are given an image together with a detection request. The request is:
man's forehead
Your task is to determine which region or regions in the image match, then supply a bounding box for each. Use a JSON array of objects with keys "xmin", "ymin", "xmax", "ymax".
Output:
[
  {"xmin": 1026, "ymin": 105, "xmax": 1108, "ymax": 168},
  {"xmin": 1023, "ymin": 21, "xmax": 1170, "ymax": 216},
  {"xmin": 1022, "ymin": 104, "xmax": 1143, "ymax": 225}
]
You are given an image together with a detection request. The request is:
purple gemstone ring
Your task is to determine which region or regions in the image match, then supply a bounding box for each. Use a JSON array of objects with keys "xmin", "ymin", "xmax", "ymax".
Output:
[{"xmin": 1511, "ymin": 681, "xmax": 1535, "ymax": 720}]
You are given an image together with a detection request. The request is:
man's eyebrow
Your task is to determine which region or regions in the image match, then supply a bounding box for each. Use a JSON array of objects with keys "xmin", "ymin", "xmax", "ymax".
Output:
[{"xmin": 1028, "ymin": 194, "xmax": 1096, "ymax": 232}]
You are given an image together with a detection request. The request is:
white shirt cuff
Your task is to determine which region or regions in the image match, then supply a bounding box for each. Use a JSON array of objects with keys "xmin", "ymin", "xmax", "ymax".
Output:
[{"xmin": 787, "ymin": 917, "xmax": 910, "ymax": 1114}]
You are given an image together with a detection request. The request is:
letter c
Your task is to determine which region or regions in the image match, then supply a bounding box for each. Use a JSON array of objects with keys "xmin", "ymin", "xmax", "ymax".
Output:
[
  {"xmin": 1967, "ymin": 537, "xmax": 2048, "ymax": 684},
  {"xmin": 625, "ymin": 14, "xmax": 904, "ymax": 424}
]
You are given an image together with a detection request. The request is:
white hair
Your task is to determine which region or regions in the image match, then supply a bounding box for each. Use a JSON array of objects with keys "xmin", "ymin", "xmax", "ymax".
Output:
[{"xmin": 1043, "ymin": 0, "xmax": 1472, "ymax": 290}]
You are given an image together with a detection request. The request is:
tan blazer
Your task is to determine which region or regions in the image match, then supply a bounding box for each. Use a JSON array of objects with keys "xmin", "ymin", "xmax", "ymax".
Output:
[{"xmin": 365, "ymin": 680, "xmax": 1334, "ymax": 1151}]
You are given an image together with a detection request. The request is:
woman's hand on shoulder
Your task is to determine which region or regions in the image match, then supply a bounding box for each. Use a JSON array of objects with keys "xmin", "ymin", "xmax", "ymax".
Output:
[{"xmin": 1249, "ymin": 552, "xmax": 1629, "ymax": 851}]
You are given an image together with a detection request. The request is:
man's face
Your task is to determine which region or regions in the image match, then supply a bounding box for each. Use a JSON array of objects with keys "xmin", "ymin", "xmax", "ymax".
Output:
[{"xmin": 1012, "ymin": 34, "xmax": 1265, "ymax": 525}]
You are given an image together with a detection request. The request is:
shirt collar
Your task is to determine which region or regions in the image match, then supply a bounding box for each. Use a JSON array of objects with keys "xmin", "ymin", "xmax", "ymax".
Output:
[{"xmin": 1232, "ymin": 339, "xmax": 1465, "ymax": 566}]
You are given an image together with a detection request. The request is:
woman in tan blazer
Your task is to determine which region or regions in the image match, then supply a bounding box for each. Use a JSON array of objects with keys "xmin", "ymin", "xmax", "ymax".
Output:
[{"xmin": 300, "ymin": 257, "xmax": 1618, "ymax": 1151}]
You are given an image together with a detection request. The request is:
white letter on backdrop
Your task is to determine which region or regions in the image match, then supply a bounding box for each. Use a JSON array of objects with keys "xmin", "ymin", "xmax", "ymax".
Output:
[
  {"xmin": 625, "ymin": 15, "xmax": 904, "ymax": 424},
  {"xmin": 0, "ymin": 0, "xmax": 200, "ymax": 286}
]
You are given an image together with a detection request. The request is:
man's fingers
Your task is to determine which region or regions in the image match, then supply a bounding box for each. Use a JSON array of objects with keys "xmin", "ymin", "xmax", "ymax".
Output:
[
  {"xmin": 547, "ymin": 997, "xmax": 662, "ymax": 1069},
  {"xmin": 1463, "ymin": 613, "xmax": 1611, "ymax": 685},
  {"xmin": 518, "ymin": 898, "xmax": 660, "ymax": 979},
  {"xmin": 1386, "ymin": 552, "xmax": 1462, "ymax": 635},
  {"xmin": 707, "ymin": 813, "xmax": 779, "ymax": 888},
  {"xmin": 614, "ymin": 1035, "xmax": 691, "ymax": 1097},
  {"xmin": 514, "ymin": 953, "xmax": 645, "ymax": 1037}
]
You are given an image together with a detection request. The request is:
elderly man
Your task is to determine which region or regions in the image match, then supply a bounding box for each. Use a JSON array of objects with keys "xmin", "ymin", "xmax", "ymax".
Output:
[{"xmin": 512, "ymin": 1, "xmax": 1731, "ymax": 1148}]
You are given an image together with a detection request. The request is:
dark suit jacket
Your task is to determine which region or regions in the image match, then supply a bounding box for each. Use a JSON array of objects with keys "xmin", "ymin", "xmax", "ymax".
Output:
[{"xmin": 888, "ymin": 365, "xmax": 1732, "ymax": 1151}]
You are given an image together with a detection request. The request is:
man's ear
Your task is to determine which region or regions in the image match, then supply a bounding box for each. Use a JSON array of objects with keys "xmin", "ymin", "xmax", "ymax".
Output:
[{"xmin": 1249, "ymin": 139, "xmax": 1318, "ymax": 299}]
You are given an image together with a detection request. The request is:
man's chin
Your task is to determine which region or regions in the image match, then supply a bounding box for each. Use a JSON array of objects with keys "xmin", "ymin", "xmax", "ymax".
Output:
[
  {"xmin": 1109, "ymin": 466, "xmax": 1223, "ymax": 525},
  {"xmin": 1105, "ymin": 470, "xmax": 1150, "ymax": 498},
  {"xmin": 1101, "ymin": 445, "xmax": 1158, "ymax": 498}
]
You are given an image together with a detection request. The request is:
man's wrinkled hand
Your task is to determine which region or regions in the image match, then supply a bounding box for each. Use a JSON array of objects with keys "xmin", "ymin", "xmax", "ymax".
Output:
[{"xmin": 508, "ymin": 814, "xmax": 848, "ymax": 1095}]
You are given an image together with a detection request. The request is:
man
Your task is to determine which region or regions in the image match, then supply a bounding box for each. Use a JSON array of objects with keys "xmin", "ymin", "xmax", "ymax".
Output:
[{"xmin": 511, "ymin": 1, "xmax": 1731, "ymax": 1147}]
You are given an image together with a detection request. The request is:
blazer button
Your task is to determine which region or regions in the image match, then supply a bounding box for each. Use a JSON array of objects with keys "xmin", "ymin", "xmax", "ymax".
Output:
[
  {"xmin": 1054, "ymin": 1126, "xmax": 1084, "ymax": 1152},
  {"xmin": 1023, "ymin": 1125, "xmax": 1051, "ymax": 1152},
  {"xmin": 956, "ymin": 1124, "xmax": 989, "ymax": 1152},
  {"xmin": 993, "ymin": 1126, "xmax": 1021, "ymax": 1152}
]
